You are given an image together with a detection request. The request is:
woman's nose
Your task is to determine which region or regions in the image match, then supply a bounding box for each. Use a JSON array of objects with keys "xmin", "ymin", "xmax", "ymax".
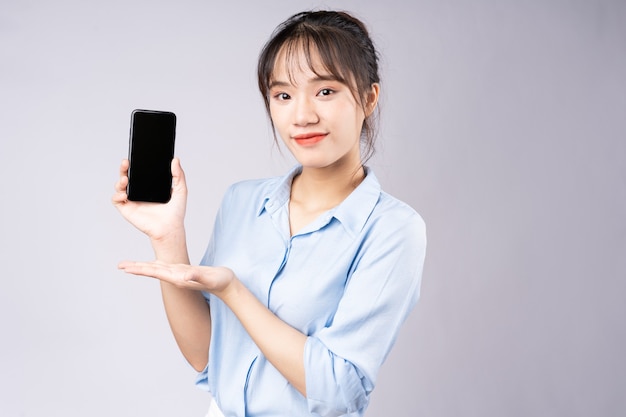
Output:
[{"xmin": 294, "ymin": 97, "xmax": 319, "ymax": 126}]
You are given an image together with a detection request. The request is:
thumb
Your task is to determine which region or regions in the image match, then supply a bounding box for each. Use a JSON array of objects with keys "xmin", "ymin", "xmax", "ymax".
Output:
[{"xmin": 171, "ymin": 157, "xmax": 187, "ymax": 189}]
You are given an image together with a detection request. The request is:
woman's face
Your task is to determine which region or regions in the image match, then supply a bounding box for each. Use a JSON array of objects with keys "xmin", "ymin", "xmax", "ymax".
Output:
[{"xmin": 268, "ymin": 47, "xmax": 374, "ymax": 172}]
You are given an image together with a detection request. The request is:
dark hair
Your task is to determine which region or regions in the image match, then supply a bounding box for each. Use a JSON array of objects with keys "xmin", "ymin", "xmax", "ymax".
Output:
[{"xmin": 257, "ymin": 10, "xmax": 381, "ymax": 163}]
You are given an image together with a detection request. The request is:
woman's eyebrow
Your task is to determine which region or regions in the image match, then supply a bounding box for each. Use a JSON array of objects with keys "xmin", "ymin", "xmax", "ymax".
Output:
[
  {"xmin": 311, "ymin": 74, "xmax": 340, "ymax": 82},
  {"xmin": 269, "ymin": 75, "xmax": 341, "ymax": 90},
  {"xmin": 268, "ymin": 80, "xmax": 290, "ymax": 89}
]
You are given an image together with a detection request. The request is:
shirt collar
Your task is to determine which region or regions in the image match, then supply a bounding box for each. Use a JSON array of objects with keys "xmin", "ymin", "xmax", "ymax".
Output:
[
  {"xmin": 257, "ymin": 165, "xmax": 302, "ymax": 217},
  {"xmin": 332, "ymin": 167, "xmax": 381, "ymax": 237},
  {"xmin": 257, "ymin": 165, "xmax": 381, "ymax": 237}
]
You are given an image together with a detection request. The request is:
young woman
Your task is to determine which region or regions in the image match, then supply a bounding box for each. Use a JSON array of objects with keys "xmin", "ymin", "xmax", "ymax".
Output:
[{"xmin": 113, "ymin": 10, "xmax": 426, "ymax": 417}]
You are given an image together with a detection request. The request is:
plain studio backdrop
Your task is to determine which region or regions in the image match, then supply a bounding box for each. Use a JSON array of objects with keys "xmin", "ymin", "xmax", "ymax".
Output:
[{"xmin": 1, "ymin": 0, "xmax": 624, "ymax": 416}]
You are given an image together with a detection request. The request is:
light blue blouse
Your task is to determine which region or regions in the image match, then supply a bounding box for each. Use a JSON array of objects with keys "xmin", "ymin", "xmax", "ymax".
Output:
[{"xmin": 196, "ymin": 165, "xmax": 426, "ymax": 417}]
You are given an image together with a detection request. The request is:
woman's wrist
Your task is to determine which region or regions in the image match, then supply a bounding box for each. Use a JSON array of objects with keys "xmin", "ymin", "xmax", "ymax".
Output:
[
  {"xmin": 213, "ymin": 271, "xmax": 243, "ymax": 304},
  {"xmin": 150, "ymin": 227, "xmax": 190, "ymax": 263}
]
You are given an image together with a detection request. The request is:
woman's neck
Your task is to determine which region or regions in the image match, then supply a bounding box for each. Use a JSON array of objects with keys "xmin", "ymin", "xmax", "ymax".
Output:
[{"xmin": 290, "ymin": 163, "xmax": 365, "ymax": 213}]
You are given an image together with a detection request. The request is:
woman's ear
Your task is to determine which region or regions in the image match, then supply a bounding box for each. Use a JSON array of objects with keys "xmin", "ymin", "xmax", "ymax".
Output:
[{"xmin": 365, "ymin": 83, "xmax": 380, "ymax": 116}]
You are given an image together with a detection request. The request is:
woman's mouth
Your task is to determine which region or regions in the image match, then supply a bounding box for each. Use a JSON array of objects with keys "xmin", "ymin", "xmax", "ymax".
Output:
[{"xmin": 292, "ymin": 133, "xmax": 328, "ymax": 146}]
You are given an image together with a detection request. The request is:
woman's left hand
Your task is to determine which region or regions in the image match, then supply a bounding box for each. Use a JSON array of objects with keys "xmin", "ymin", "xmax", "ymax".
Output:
[{"xmin": 118, "ymin": 261, "xmax": 236, "ymax": 296}]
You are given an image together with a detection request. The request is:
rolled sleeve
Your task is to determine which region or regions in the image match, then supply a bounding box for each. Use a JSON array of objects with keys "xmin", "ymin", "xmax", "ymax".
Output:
[
  {"xmin": 305, "ymin": 337, "xmax": 371, "ymax": 416},
  {"xmin": 195, "ymin": 363, "xmax": 210, "ymax": 391}
]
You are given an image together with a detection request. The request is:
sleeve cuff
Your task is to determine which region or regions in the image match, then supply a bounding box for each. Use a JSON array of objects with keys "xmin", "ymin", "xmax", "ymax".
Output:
[{"xmin": 304, "ymin": 336, "xmax": 370, "ymax": 416}]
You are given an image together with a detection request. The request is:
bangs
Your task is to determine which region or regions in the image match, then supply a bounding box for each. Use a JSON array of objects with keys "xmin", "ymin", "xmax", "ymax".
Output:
[
  {"xmin": 274, "ymin": 36, "xmax": 351, "ymax": 89},
  {"xmin": 260, "ymin": 23, "xmax": 369, "ymax": 103}
]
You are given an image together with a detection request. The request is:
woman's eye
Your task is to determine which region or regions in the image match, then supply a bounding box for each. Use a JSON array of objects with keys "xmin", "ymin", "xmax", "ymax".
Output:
[
  {"xmin": 275, "ymin": 92, "xmax": 290, "ymax": 100},
  {"xmin": 318, "ymin": 88, "xmax": 334, "ymax": 97}
]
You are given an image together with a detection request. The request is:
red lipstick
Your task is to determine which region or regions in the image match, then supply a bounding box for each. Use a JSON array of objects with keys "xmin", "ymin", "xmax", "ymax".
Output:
[{"xmin": 293, "ymin": 132, "xmax": 327, "ymax": 146}]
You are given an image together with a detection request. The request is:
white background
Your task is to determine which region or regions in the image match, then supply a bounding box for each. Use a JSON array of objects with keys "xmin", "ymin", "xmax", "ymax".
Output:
[{"xmin": 1, "ymin": 0, "xmax": 624, "ymax": 416}]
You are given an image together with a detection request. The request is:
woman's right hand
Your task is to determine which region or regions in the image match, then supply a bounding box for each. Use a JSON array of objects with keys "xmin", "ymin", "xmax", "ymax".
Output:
[{"xmin": 112, "ymin": 158, "xmax": 188, "ymax": 243}]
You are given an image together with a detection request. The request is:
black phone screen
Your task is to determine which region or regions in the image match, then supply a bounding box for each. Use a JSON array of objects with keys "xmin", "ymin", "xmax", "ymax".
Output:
[{"xmin": 127, "ymin": 109, "xmax": 176, "ymax": 203}]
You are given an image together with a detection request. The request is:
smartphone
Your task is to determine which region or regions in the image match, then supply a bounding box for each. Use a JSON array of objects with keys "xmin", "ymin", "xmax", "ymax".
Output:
[{"xmin": 127, "ymin": 109, "xmax": 177, "ymax": 203}]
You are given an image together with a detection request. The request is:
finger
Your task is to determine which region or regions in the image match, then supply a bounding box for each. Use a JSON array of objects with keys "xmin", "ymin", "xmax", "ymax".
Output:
[
  {"xmin": 118, "ymin": 260, "xmax": 165, "ymax": 272},
  {"xmin": 171, "ymin": 158, "xmax": 187, "ymax": 189},
  {"xmin": 114, "ymin": 175, "xmax": 128, "ymax": 192},
  {"xmin": 118, "ymin": 260, "xmax": 167, "ymax": 267},
  {"xmin": 119, "ymin": 159, "xmax": 129, "ymax": 176},
  {"xmin": 112, "ymin": 175, "xmax": 129, "ymax": 204},
  {"xmin": 118, "ymin": 261, "xmax": 191, "ymax": 279},
  {"xmin": 111, "ymin": 189, "xmax": 128, "ymax": 205},
  {"xmin": 118, "ymin": 261, "xmax": 172, "ymax": 279},
  {"xmin": 118, "ymin": 261, "xmax": 205, "ymax": 290},
  {"xmin": 114, "ymin": 160, "xmax": 130, "ymax": 194}
]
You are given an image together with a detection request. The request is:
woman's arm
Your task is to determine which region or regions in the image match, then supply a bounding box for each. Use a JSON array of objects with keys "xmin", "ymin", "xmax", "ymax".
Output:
[
  {"xmin": 116, "ymin": 262, "xmax": 308, "ymax": 395},
  {"xmin": 113, "ymin": 158, "xmax": 212, "ymax": 371},
  {"xmin": 152, "ymin": 231, "xmax": 212, "ymax": 373},
  {"xmin": 218, "ymin": 277, "xmax": 307, "ymax": 395}
]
